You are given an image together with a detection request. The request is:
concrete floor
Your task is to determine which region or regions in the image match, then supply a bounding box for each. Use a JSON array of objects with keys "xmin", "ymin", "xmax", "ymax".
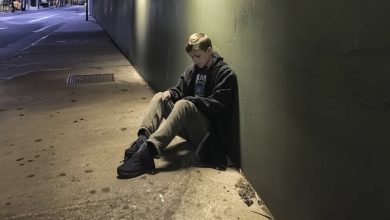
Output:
[{"xmin": 0, "ymin": 16, "xmax": 271, "ymax": 219}]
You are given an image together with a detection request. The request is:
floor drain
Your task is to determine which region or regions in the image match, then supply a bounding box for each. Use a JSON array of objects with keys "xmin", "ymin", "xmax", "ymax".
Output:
[{"xmin": 66, "ymin": 74, "xmax": 115, "ymax": 85}]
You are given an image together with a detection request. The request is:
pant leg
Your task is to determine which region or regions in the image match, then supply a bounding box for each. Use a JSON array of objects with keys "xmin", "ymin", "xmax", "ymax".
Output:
[
  {"xmin": 148, "ymin": 99, "xmax": 210, "ymax": 157},
  {"xmin": 138, "ymin": 92, "xmax": 173, "ymax": 137}
]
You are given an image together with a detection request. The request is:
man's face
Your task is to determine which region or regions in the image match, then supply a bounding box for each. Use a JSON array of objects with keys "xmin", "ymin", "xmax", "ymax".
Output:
[{"xmin": 188, "ymin": 48, "xmax": 212, "ymax": 68}]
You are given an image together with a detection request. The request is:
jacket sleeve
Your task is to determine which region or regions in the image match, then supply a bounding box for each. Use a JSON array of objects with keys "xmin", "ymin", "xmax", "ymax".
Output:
[{"xmin": 185, "ymin": 68, "xmax": 236, "ymax": 116}]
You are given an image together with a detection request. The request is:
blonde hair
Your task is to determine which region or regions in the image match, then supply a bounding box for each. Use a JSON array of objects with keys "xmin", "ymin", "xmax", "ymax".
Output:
[{"xmin": 185, "ymin": 33, "xmax": 212, "ymax": 53}]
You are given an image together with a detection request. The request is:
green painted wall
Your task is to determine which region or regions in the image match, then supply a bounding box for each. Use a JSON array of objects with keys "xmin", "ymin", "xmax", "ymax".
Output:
[{"xmin": 92, "ymin": 0, "xmax": 390, "ymax": 219}]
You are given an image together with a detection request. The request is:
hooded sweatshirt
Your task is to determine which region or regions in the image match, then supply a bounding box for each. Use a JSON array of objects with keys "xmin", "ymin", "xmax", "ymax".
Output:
[{"xmin": 169, "ymin": 52, "xmax": 235, "ymax": 116}]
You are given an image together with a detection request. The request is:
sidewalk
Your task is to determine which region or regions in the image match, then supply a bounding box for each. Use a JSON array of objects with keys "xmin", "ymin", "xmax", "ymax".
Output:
[{"xmin": 0, "ymin": 16, "xmax": 271, "ymax": 219}]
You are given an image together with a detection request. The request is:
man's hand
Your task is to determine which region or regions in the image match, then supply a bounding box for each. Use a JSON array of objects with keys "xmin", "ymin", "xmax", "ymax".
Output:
[
  {"xmin": 162, "ymin": 90, "xmax": 171, "ymax": 101},
  {"xmin": 183, "ymin": 96, "xmax": 197, "ymax": 103}
]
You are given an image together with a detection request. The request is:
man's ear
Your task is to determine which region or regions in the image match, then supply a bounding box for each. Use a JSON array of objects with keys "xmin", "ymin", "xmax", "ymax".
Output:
[{"xmin": 207, "ymin": 47, "xmax": 213, "ymax": 54}]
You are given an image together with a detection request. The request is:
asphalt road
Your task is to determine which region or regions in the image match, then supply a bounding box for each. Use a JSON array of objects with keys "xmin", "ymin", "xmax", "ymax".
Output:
[{"xmin": 0, "ymin": 6, "xmax": 87, "ymax": 79}]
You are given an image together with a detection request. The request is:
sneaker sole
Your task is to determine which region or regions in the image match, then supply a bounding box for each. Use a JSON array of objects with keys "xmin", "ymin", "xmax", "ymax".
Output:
[
  {"xmin": 117, "ymin": 169, "xmax": 156, "ymax": 179},
  {"xmin": 194, "ymin": 163, "xmax": 227, "ymax": 171}
]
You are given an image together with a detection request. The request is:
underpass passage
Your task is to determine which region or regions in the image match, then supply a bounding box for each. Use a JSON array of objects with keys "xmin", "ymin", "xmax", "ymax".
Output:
[{"xmin": 0, "ymin": 5, "xmax": 269, "ymax": 220}]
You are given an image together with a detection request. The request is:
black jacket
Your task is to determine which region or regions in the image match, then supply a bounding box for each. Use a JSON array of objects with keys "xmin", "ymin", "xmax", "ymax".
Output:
[{"xmin": 169, "ymin": 52, "xmax": 237, "ymax": 168}]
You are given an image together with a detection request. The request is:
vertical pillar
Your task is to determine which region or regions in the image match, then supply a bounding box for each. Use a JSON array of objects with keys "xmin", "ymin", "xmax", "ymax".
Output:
[{"xmin": 85, "ymin": 0, "xmax": 88, "ymax": 21}]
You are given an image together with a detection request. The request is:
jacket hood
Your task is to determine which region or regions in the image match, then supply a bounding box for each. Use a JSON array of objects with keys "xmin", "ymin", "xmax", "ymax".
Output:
[{"xmin": 209, "ymin": 52, "xmax": 224, "ymax": 69}]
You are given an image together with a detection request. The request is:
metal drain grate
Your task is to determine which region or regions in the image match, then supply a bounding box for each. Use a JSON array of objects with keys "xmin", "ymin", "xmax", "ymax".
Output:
[{"xmin": 66, "ymin": 74, "xmax": 115, "ymax": 85}]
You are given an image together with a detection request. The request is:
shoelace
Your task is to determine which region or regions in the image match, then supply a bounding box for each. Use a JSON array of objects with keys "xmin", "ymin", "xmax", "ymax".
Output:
[
  {"xmin": 119, "ymin": 142, "xmax": 147, "ymax": 164},
  {"xmin": 119, "ymin": 136, "xmax": 148, "ymax": 164},
  {"xmin": 119, "ymin": 146, "xmax": 132, "ymax": 163},
  {"xmin": 119, "ymin": 157, "xmax": 129, "ymax": 164}
]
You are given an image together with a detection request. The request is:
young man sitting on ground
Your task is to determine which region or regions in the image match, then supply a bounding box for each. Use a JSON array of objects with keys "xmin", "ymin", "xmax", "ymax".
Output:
[{"xmin": 117, "ymin": 33, "xmax": 236, "ymax": 179}]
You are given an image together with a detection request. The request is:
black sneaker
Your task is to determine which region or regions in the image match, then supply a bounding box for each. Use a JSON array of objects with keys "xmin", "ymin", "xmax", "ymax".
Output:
[
  {"xmin": 123, "ymin": 135, "xmax": 147, "ymax": 161},
  {"xmin": 117, "ymin": 142, "xmax": 156, "ymax": 179}
]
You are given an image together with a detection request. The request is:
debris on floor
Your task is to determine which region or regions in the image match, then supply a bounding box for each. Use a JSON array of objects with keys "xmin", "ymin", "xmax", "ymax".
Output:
[
  {"xmin": 235, "ymin": 177, "xmax": 256, "ymax": 206},
  {"xmin": 235, "ymin": 178, "xmax": 274, "ymax": 219}
]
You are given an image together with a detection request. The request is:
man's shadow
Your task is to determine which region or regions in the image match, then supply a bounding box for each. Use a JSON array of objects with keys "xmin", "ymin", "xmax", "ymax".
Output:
[{"xmin": 154, "ymin": 140, "xmax": 195, "ymax": 172}]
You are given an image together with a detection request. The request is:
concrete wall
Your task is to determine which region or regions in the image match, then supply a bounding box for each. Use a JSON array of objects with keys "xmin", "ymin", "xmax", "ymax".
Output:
[{"xmin": 92, "ymin": 1, "xmax": 390, "ymax": 219}]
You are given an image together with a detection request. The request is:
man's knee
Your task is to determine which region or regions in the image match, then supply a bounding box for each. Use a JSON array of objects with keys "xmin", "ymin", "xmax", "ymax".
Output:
[
  {"xmin": 154, "ymin": 92, "xmax": 163, "ymax": 98},
  {"xmin": 153, "ymin": 92, "xmax": 164, "ymax": 100},
  {"xmin": 174, "ymin": 99, "xmax": 196, "ymax": 111}
]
